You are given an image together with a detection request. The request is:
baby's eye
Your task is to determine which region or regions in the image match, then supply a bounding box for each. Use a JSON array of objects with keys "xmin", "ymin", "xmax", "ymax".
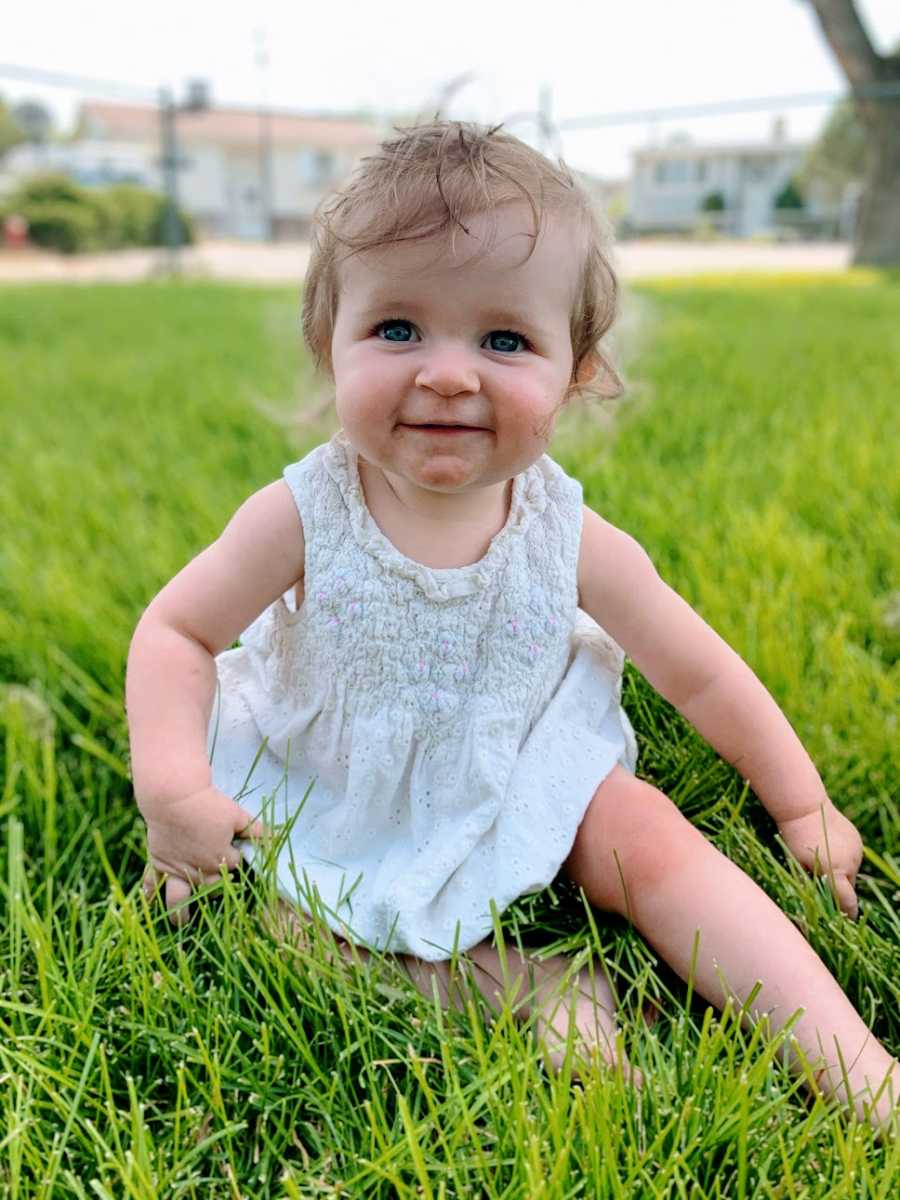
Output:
[
  {"xmin": 484, "ymin": 330, "xmax": 528, "ymax": 354},
  {"xmin": 375, "ymin": 319, "xmax": 416, "ymax": 343}
]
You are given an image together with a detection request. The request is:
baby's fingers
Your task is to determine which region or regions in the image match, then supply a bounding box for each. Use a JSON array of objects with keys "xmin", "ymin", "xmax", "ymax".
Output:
[
  {"xmin": 141, "ymin": 866, "xmax": 193, "ymax": 920},
  {"xmin": 142, "ymin": 865, "xmax": 230, "ymax": 926},
  {"xmin": 165, "ymin": 874, "xmax": 193, "ymax": 925},
  {"xmin": 830, "ymin": 871, "xmax": 859, "ymax": 920},
  {"xmin": 233, "ymin": 807, "xmax": 269, "ymax": 842}
]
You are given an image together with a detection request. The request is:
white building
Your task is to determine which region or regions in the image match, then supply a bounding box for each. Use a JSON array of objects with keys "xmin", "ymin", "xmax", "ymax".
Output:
[
  {"xmin": 2, "ymin": 100, "xmax": 381, "ymax": 240},
  {"xmin": 627, "ymin": 123, "xmax": 837, "ymax": 238}
]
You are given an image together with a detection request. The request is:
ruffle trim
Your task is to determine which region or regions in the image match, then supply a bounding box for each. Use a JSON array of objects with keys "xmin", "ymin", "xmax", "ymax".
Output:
[{"xmin": 321, "ymin": 429, "xmax": 552, "ymax": 601}]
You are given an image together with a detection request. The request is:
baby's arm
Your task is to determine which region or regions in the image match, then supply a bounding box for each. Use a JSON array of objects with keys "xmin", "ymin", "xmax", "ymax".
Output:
[
  {"xmin": 577, "ymin": 506, "xmax": 863, "ymax": 915},
  {"xmin": 126, "ymin": 480, "xmax": 305, "ymax": 918}
]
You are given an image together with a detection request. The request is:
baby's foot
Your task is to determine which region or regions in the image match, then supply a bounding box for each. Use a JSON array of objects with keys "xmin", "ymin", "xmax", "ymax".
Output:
[
  {"xmin": 811, "ymin": 1046, "xmax": 898, "ymax": 1134},
  {"xmin": 527, "ymin": 955, "xmax": 642, "ymax": 1087}
]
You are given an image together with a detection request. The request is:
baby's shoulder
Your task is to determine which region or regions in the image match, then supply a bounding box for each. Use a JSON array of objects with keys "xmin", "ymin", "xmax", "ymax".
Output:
[
  {"xmin": 576, "ymin": 503, "xmax": 657, "ymax": 609},
  {"xmin": 221, "ymin": 479, "xmax": 306, "ymax": 575}
]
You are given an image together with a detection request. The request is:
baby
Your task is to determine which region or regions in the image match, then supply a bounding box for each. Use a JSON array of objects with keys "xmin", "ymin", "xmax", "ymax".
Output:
[{"xmin": 126, "ymin": 120, "xmax": 896, "ymax": 1128}]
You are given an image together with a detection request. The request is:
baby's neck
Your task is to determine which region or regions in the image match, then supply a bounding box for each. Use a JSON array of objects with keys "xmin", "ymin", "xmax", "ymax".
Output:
[
  {"xmin": 358, "ymin": 458, "xmax": 514, "ymax": 570},
  {"xmin": 361, "ymin": 458, "xmax": 512, "ymax": 529}
]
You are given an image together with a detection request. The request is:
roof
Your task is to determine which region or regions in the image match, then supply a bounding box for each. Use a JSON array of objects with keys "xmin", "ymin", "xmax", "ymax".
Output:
[{"xmin": 80, "ymin": 101, "xmax": 379, "ymax": 150}]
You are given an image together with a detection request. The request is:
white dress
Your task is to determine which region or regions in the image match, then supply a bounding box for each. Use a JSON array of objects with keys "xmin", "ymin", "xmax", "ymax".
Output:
[{"xmin": 207, "ymin": 430, "xmax": 637, "ymax": 961}]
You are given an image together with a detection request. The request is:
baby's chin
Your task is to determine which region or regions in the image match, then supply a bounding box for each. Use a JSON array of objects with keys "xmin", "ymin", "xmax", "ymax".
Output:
[{"xmin": 410, "ymin": 455, "xmax": 494, "ymax": 491}]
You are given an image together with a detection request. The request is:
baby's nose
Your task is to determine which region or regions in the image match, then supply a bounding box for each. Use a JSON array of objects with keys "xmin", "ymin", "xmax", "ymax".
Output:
[{"xmin": 415, "ymin": 347, "xmax": 481, "ymax": 397}]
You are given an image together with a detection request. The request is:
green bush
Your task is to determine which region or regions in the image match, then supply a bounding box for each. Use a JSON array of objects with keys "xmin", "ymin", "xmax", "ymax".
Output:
[
  {"xmin": 2, "ymin": 172, "xmax": 194, "ymax": 253},
  {"xmin": 84, "ymin": 189, "xmax": 125, "ymax": 249},
  {"xmin": 103, "ymin": 183, "xmax": 162, "ymax": 246},
  {"xmin": 9, "ymin": 172, "xmax": 85, "ymax": 207},
  {"xmin": 701, "ymin": 190, "xmax": 726, "ymax": 212},
  {"xmin": 774, "ymin": 177, "xmax": 805, "ymax": 210},
  {"xmin": 20, "ymin": 200, "xmax": 100, "ymax": 254}
]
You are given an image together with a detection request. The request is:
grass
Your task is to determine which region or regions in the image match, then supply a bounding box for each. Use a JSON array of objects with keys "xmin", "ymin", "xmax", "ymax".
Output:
[{"xmin": 1, "ymin": 275, "xmax": 898, "ymax": 1197}]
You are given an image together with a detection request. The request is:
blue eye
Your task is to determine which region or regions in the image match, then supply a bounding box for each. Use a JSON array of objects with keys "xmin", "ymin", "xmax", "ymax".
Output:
[
  {"xmin": 485, "ymin": 330, "xmax": 526, "ymax": 353},
  {"xmin": 377, "ymin": 319, "xmax": 415, "ymax": 342}
]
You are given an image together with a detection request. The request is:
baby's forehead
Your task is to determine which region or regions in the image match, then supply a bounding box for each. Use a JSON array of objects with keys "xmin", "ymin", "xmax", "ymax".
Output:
[{"xmin": 336, "ymin": 208, "xmax": 581, "ymax": 310}]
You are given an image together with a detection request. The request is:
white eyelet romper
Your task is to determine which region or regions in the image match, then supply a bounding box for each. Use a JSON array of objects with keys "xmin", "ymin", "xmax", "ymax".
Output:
[{"xmin": 207, "ymin": 429, "xmax": 637, "ymax": 961}]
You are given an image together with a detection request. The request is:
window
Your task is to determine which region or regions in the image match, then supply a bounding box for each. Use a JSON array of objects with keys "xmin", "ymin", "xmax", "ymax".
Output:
[
  {"xmin": 743, "ymin": 156, "xmax": 775, "ymax": 183},
  {"xmin": 653, "ymin": 159, "xmax": 692, "ymax": 185},
  {"xmin": 299, "ymin": 149, "xmax": 334, "ymax": 186}
]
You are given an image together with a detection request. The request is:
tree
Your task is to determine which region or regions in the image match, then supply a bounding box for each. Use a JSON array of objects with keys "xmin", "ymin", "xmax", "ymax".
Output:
[
  {"xmin": 806, "ymin": 1, "xmax": 900, "ymax": 265},
  {"xmin": 12, "ymin": 99, "xmax": 52, "ymax": 144},
  {"xmin": 0, "ymin": 95, "xmax": 26, "ymax": 158},
  {"xmin": 799, "ymin": 100, "xmax": 866, "ymax": 204}
]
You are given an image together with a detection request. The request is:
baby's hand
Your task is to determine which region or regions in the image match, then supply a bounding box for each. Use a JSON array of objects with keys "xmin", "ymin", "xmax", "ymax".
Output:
[
  {"xmin": 141, "ymin": 785, "xmax": 268, "ymax": 925},
  {"xmin": 777, "ymin": 803, "xmax": 863, "ymax": 919}
]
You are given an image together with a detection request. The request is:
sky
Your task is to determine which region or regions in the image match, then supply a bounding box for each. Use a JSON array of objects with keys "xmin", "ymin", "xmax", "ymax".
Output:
[{"xmin": 3, "ymin": 0, "xmax": 900, "ymax": 178}]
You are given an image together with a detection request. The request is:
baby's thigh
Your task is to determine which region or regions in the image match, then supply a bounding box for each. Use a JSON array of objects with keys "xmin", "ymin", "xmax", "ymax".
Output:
[
  {"xmin": 402, "ymin": 939, "xmax": 592, "ymax": 1023},
  {"xmin": 401, "ymin": 939, "xmax": 523, "ymax": 1015},
  {"xmin": 267, "ymin": 900, "xmax": 374, "ymax": 968}
]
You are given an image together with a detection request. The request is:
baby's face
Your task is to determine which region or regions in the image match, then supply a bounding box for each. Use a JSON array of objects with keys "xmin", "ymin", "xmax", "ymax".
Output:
[{"xmin": 329, "ymin": 201, "xmax": 581, "ymax": 496}]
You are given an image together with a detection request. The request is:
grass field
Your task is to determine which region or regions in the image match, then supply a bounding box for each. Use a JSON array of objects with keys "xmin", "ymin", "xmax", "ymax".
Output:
[{"xmin": 1, "ymin": 276, "xmax": 899, "ymax": 1197}]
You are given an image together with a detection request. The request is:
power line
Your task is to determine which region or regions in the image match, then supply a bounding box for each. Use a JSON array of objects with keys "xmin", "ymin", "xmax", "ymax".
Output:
[
  {"xmin": 556, "ymin": 83, "xmax": 900, "ymax": 131},
  {"xmin": 0, "ymin": 61, "xmax": 154, "ymax": 102}
]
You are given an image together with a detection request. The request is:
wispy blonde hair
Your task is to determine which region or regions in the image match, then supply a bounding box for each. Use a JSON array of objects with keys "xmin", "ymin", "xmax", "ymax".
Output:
[{"xmin": 302, "ymin": 120, "xmax": 622, "ymax": 399}]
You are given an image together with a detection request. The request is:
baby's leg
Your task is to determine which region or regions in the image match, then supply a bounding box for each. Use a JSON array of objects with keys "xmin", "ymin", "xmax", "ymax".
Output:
[
  {"xmin": 266, "ymin": 901, "xmax": 633, "ymax": 1080},
  {"xmin": 401, "ymin": 939, "xmax": 636, "ymax": 1080},
  {"xmin": 563, "ymin": 767, "xmax": 898, "ymax": 1130}
]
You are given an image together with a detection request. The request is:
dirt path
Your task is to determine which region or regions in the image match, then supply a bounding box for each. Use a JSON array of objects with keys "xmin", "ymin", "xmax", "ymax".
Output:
[{"xmin": 0, "ymin": 238, "xmax": 852, "ymax": 285}]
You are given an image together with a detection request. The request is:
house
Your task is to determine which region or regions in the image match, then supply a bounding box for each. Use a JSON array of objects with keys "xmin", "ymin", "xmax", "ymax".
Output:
[
  {"xmin": 626, "ymin": 121, "xmax": 838, "ymax": 238},
  {"xmin": 2, "ymin": 99, "xmax": 381, "ymax": 240}
]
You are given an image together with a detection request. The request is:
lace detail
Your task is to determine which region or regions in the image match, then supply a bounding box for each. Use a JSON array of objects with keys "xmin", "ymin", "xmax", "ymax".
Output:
[{"xmin": 319, "ymin": 429, "xmax": 550, "ymax": 602}]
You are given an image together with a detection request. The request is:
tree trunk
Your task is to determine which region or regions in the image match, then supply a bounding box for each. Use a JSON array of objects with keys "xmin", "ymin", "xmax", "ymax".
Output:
[
  {"xmin": 855, "ymin": 102, "xmax": 900, "ymax": 266},
  {"xmin": 807, "ymin": 0, "xmax": 900, "ymax": 266}
]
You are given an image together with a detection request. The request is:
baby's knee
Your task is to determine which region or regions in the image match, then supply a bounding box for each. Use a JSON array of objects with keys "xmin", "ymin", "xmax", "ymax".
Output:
[{"xmin": 564, "ymin": 767, "xmax": 706, "ymax": 913}]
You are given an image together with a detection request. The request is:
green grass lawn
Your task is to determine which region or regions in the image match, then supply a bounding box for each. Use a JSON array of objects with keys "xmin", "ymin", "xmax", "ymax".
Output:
[{"xmin": 1, "ymin": 276, "xmax": 898, "ymax": 1197}]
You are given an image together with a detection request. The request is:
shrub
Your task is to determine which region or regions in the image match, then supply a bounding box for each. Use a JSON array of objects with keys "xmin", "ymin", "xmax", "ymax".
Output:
[
  {"xmin": 2, "ymin": 173, "xmax": 194, "ymax": 252},
  {"xmin": 9, "ymin": 172, "xmax": 85, "ymax": 207},
  {"xmin": 103, "ymin": 184, "xmax": 162, "ymax": 246},
  {"xmin": 774, "ymin": 177, "xmax": 805, "ymax": 210},
  {"xmin": 701, "ymin": 190, "xmax": 727, "ymax": 212},
  {"xmin": 21, "ymin": 201, "xmax": 100, "ymax": 253}
]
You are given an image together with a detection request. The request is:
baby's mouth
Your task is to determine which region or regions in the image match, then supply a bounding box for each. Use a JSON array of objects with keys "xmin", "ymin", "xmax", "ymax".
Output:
[{"xmin": 401, "ymin": 422, "xmax": 488, "ymax": 433}]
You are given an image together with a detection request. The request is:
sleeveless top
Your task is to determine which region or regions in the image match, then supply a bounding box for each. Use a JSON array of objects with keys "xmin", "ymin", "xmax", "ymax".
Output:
[{"xmin": 208, "ymin": 429, "xmax": 637, "ymax": 961}]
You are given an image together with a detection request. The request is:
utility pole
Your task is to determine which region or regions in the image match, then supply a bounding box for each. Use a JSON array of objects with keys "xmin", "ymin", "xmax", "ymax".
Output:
[
  {"xmin": 157, "ymin": 79, "xmax": 209, "ymax": 273},
  {"xmin": 158, "ymin": 87, "xmax": 182, "ymax": 273}
]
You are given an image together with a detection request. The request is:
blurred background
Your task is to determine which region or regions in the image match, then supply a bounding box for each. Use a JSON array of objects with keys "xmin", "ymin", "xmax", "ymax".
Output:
[
  {"xmin": 2, "ymin": 5, "xmax": 899, "ymax": 1186},
  {"xmin": 2, "ymin": 0, "xmax": 899, "ymax": 278}
]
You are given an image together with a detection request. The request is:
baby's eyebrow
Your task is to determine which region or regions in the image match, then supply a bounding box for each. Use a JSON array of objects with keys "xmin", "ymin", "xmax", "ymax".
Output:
[
  {"xmin": 356, "ymin": 297, "xmax": 425, "ymax": 319},
  {"xmin": 476, "ymin": 307, "xmax": 542, "ymax": 330}
]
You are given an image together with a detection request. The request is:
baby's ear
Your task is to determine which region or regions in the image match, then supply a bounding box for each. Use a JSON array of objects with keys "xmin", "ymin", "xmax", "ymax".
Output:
[{"xmin": 568, "ymin": 350, "xmax": 600, "ymax": 394}]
